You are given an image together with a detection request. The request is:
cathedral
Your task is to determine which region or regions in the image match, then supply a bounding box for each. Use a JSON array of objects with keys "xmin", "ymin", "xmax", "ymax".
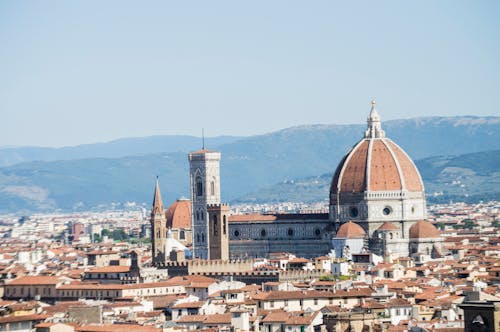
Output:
[{"xmin": 150, "ymin": 101, "xmax": 443, "ymax": 264}]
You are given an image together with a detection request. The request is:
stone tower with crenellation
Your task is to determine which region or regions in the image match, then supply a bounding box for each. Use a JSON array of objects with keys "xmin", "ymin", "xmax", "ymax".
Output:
[
  {"xmin": 188, "ymin": 148, "xmax": 221, "ymax": 259},
  {"xmin": 207, "ymin": 203, "xmax": 229, "ymax": 260}
]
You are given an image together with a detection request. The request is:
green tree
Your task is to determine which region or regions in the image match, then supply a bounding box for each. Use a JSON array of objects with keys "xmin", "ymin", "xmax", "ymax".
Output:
[
  {"xmin": 93, "ymin": 233, "xmax": 101, "ymax": 243},
  {"xmin": 111, "ymin": 229, "xmax": 129, "ymax": 241},
  {"xmin": 453, "ymin": 219, "xmax": 476, "ymax": 230},
  {"xmin": 435, "ymin": 222, "xmax": 445, "ymax": 230}
]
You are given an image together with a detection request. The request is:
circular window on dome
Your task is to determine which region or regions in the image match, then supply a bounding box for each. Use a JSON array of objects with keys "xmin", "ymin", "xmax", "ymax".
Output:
[
  {"xmin": 234, "ymin": 230, "xmax": 240, "ymax": 237},
  {"xmin": 315, "ymin": 228, "xmax": 321, "ymax": 237},
  {"xmin": 349, "ymin": 207, "xmax": 359, "ymax": 218},
  {"xmin": 261, "ymin": 229, "xmax": 266, "ymax": 238},
  {"xmin": 383, "ymin": 206, "xmax": 392, "ymax": 216},
  {"xmin": 287, "ymin": 228, "xmax": 294, "ymax": 237}
]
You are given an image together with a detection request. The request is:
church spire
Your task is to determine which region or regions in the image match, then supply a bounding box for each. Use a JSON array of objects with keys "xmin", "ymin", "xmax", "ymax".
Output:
[
  {"xmin": 364, "ymin": 100, "xmax": 386, "ymax": 138},
  {"xmin": 152, "ymin": 176, "xmax": 164, "ymax": 215}
]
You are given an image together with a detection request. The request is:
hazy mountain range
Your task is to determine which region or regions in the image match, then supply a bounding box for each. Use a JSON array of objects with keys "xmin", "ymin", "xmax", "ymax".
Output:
[{"xmin": 0, "ymin": 116, "xmax": 499, "ymax": 214}]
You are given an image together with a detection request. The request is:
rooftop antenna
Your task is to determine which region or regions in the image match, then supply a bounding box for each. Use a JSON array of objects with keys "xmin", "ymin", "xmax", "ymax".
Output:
[{"xmin": 202, "ymin": 128, "xmax": 205, "ymax": 149}]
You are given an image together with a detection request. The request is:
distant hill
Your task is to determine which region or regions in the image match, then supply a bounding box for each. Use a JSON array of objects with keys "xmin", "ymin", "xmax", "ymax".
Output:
[
  {"xmin": 235, "ymin": 150, "xmax": 500, "ymax": 204},
  {"xmin": 0, "ymin": 135, "xmax": 242, "ymax": 167},
  {"xmin": 417, "ymin": 149, "xmax": 500, "ymax": 203},
  {"xmin": 0, "ymin": 116, "xmax": 499, "ymax": 213}
]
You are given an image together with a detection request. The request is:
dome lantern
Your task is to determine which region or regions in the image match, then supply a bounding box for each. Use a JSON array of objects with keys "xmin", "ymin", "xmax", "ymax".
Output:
[{"xmin": 365, "ymin": 100, "xmax": 386, "ymax": 139}]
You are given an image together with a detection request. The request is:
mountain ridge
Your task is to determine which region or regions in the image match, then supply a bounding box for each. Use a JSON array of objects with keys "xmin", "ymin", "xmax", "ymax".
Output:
[{"xmin": 0, "ymin": 115, "xmax": 499, "ymax": 213}]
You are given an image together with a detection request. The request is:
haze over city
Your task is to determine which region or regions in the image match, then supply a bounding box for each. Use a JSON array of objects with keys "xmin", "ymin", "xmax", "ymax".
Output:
[{"xmin": 1, "ymin": 1, "xmax": 499, "ymax": 147}]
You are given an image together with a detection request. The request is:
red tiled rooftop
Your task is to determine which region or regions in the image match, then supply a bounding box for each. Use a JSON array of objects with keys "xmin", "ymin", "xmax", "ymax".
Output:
[
  {"xmin": 7, "ymin": 276, "xmax": 64, "ymax": 285},
  {"xmin": 409, "ymin": 221, "xmax": 441, "ymax": 239},
  {"xmin": 166, "ymin": 199, "xmax": 191, "ymax": 229},
  {"xmin": 229, "ymin": 214, "xmax": 278, "ymax": 222},
  {"xmin": 331, "ymin": 138, "xmax": 423, "ymax": 194},
  {"xmin": 336, "ymin": 221, "xmax": 366, "ymax": 238}
]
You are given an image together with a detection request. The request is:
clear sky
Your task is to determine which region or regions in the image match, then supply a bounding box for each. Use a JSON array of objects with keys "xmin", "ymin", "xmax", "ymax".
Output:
[{"xmin": 1, "ymin": 1, "xmax": 499, "ymax": 147}]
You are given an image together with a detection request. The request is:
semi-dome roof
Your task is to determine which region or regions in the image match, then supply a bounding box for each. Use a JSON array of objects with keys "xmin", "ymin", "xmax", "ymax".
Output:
[
  {"xmin": 409, "ymin": 220, "xmax": 441, "ymax": 239},
  {"xmin": 336, "ymin": 221, "xmax": 366, "ymax": 238},
  {"xmin": 331, "ymin": 102, "xmax": 424, "ymax": 195},
  {"xmin": 377, "ymin": 221, "xmax": 399, "ymax": 231},
  {"xmin": 166, "ymin": 198, "xmax": 191, "ymax": 229}
]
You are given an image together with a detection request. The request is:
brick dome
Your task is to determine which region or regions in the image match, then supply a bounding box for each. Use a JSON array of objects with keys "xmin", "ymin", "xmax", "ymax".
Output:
[
  {"xmin": 166, "ymin": 199, "xmax": 191, "ymax": 229},
  {"xmin": 377, "ymin": 221, "xmax": 399, "ymax": 231},
  {"xmin": 336, "ymin": 221, "xmax": 366, "ymax": 238},
  {"xmin": 409, "ymin": 220, "xmax": 441, "ymax": 239},
  {"xmin": 330, "ymin": 103, "xmax": 424, "ymax": 196}
]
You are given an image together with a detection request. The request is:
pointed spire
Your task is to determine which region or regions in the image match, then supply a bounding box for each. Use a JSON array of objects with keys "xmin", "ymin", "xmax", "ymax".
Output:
[
  {"xmin": 152, "ymin": 176, "xmax": 164, "ymax": 215},
  {"xmin": 202, "ymin": 128, "xmax": 205, "ymax": 150},
  {"xmin": 364, "ymin": 99, "xmax": 385, "ymax": 138}
]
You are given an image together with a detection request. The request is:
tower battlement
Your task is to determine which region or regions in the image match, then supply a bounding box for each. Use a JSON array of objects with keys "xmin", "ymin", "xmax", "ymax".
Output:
[{"xmin": 207, "ymin": 203, "xmax": 230, "ymax": 211}]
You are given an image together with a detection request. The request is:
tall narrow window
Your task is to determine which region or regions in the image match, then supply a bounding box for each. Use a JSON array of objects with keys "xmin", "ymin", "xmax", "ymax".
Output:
[
  {"xmin": 213, "ymin": 215, "xmax": 218, "ymax": 236},
  {"xmin": 196, "ymin": 177, "xmax": 203, "ymax": 197},
  {"xmin": 197, "ymin": 182, "xmax": 203, "ymax": 196},
  {"xmin": 223, "ymin": 216, "xmax": 227, "ymax": 235},
  {"xmin": 210, "ymin": 181, "xmax": 215, "ymax": 196}
]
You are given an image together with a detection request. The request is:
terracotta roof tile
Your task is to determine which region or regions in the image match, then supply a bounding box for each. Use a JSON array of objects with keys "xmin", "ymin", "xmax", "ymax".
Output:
[
  {"xmin": 336, "ymin": 221, "xmax": 366, "ymax": 238},
  {"xmin": 331, "ymin": 137, "xmax": 423, "ymax": 194},
  {"xmin": 166, "ymin": 199, "xmax": 191, "ymax": 229},
  {"xmin": 409, "ymin": 221, "xmax": 441, "ymax": 239},
  {"xmin": 7, "ymin": 276, "xmax": 64, "ymax": 285},
  {"xmin": 229, "ymin": 214, "xmax": 277, "ymax": 222}
]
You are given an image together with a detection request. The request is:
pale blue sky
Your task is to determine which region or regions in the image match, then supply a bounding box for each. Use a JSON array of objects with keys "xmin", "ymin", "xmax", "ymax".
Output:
[{"xmin": 1, "ymin": 1, "xmax": 499, "ymax": 147}]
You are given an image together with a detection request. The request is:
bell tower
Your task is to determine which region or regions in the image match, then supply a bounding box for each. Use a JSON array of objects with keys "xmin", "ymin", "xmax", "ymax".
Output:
[
  {"xmin": 188, "ymin": 148, "xmax": 221, "ymax": 259},
  {"xmin": 150, "ymin": 177, "xmax": 167, "ymax": 266}
]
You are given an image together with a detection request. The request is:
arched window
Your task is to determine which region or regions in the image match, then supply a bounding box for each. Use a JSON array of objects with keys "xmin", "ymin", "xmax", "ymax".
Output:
[
  {"xmin": 196, "ymin": 177, "xmax": 203, "ymax": 197},
  {"xmin": 201, "ymin": 233, "xmax": 205, "ymax": 242},
  {"xmin": 389, "ymin": 232, "xmax": 393, "ymax": 240},
  {"xmin": 197, "ymin": 234, "xmax": 200, "ymax": 243},
  {"xmin": 472, "ymin": 315, "xmax": 485, "ymax": 325},
  {"xmin": 210, "ymin": 181, "xmax": 215, "ymax": 196},
  {"xmin": 180, "ymin": 230, "xmax": 185, "ymax": 240},
  {"xmin": 223, "ymin": 216, "xmax": 227, "ymax": 235}
]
